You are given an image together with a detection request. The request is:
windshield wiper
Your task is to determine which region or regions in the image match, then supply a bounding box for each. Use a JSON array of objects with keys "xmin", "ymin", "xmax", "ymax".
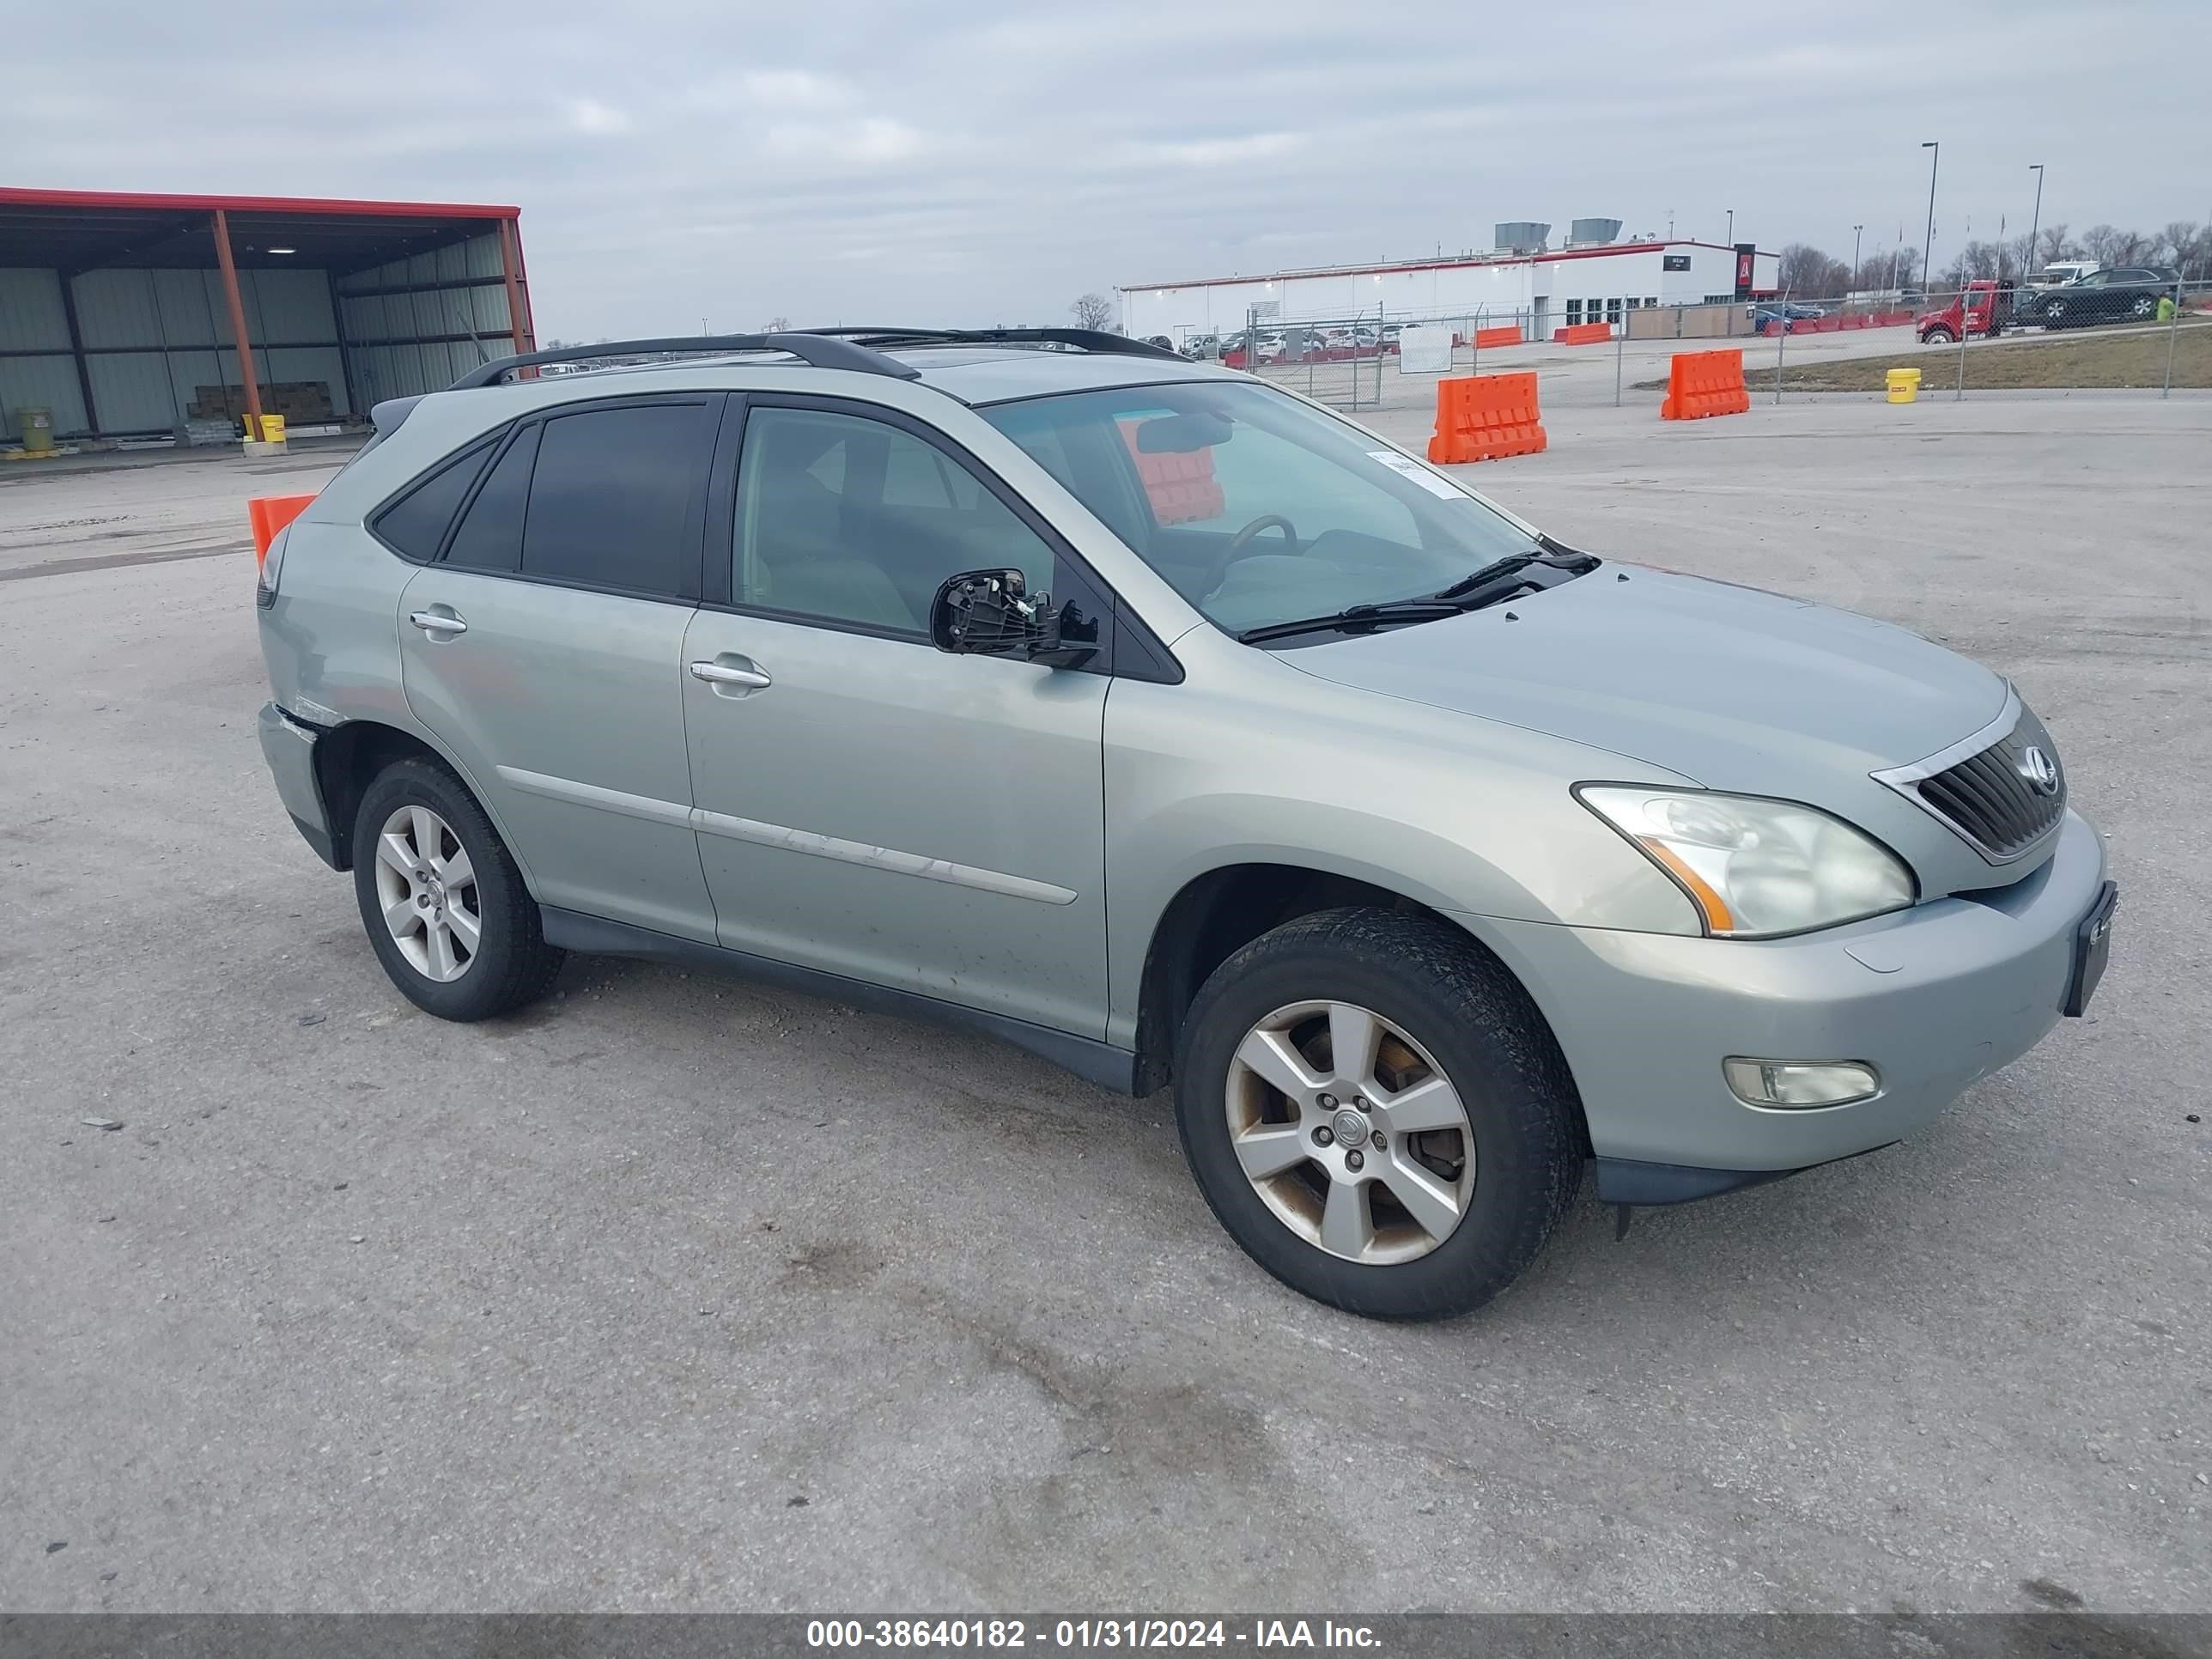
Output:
[
  {"xmin": 1431, "ymin": 542, "xmax": 1599, "ymax": 601},
  {"xmin": 1237, "ymin": 599, "xmax": 1469, "ymax": 645}
]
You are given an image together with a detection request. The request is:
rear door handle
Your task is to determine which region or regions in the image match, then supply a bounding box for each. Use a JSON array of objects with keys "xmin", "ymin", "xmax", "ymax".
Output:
[
  {"xmin": 690, "ymin": 659, "xmax": 772, "ymax": 690},
  {"xmin": 410, "ymin": 609, "xmax": 467, "ymax": 636}
]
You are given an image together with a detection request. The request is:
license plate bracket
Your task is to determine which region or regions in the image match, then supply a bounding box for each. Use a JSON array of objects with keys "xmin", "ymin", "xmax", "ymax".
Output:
[{"xmin": 2062, "ymin": 880, "xmax": 2118, "ymax": 1018}]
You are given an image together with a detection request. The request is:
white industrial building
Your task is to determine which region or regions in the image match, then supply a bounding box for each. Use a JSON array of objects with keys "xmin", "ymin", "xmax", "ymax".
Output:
[{"xmin": 1121, "ymin": 219, "xmax": 1780, "ymax": 344}]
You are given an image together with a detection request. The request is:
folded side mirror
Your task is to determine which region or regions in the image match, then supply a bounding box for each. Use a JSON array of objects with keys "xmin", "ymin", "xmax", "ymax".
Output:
[{"xmin": 929, "ymin": 568, "xmax": 1098, "ymax": 669}]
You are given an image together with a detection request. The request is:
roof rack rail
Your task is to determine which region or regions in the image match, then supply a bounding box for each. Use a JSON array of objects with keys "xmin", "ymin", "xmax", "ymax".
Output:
[
  {"xmin": 798, "ymin": 326, "xmax": 1186, "ymax": 362},
  {"xmin": 449, "ymin": 332, "xmax": 922, "ymax": 391}
]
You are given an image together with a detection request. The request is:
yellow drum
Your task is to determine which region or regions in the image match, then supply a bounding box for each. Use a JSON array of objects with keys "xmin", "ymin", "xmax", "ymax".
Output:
[{"xmin": 1886, "ymin": 368, "xmax": 1921, "ymax": 404}]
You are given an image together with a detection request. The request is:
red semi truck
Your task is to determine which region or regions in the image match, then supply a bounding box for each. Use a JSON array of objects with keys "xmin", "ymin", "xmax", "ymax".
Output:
[{"xmin": 1917, "ymin": 280, "xmax": 2011, "ymax": 344}]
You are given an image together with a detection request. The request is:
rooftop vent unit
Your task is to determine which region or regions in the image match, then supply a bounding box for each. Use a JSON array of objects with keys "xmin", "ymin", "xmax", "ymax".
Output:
[
  {"xmin": 1493, "ymin": 222, "xmax": 1550, "ymax": 255},
  {"xmin": 1567, "ymin": 217, "xmax": 1624, "ymax": 248}
]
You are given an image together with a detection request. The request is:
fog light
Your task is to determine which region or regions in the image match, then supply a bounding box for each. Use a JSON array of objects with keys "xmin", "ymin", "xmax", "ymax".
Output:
[{"xmin": 1723, "ymin": 1058, "xmax": 1880, "ymax": 1109}]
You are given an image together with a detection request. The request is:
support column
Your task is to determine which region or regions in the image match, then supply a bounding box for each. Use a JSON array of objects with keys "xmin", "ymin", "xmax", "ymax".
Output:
[
  {"xmin": 326, "ymin": 269, "xmax": 362, "ymax": 418},
  {"xmin": 497, "ymin": 218, "xmax": 536, "ymax": 355},
  {"xmin": 57, "ymin": 274, "xmax": 100, "ymax": 436},
  {"xmin": 210, "ymin": 208, "xmax": 265, "ymax": 435}
]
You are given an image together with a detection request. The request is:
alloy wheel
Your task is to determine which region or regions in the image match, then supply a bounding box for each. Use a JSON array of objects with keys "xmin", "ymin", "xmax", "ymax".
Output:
[
  {"xmin": 372, "ymin": 804, "xmax": 480, "ymax": 982},
  {"xmin": 1223, "ymin": 1000, "xmax": 1476, "ymax": 1265}
]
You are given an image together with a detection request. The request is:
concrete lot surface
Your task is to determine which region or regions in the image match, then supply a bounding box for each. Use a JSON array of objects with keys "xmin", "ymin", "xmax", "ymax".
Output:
[{"xmin": 3, "ymin": 396, "xmax": 2208, "ymax": 1613}]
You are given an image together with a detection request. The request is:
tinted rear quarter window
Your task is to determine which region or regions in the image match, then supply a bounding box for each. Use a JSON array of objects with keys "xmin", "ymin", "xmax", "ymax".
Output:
[
  {"xmin": 443, "ymin": 427, "xmax": 538, "ymax": 574},
  {"xmin": 521, "ymin": 403, "xmax": 710, "ymax": 597},
  {"xmin": 372, "ymin": 440, "xmax": 492, "ymax": 561}
]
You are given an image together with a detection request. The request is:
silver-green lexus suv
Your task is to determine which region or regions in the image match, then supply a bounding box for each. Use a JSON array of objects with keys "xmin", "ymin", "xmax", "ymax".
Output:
[{"xmin": 253, "ymin": 327, "xmax": 2115, "ymax": 1319}]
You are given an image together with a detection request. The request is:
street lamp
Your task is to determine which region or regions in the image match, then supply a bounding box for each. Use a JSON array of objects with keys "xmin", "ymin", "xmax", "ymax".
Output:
[
  {"xmin": 1726, "ymin": 208, "xmax": 1735, "ymax": 246},
  {"xmin": 1921, "ymin": 141, "xmax": 1940, "ymax": 289},
  {"xmin": 2027, "ymin": 164, "xmax": 2045, "ymax": 277},
  {"xmin": 1852, "ymin": 224, "xmax": 1864, "ymax": 290}
]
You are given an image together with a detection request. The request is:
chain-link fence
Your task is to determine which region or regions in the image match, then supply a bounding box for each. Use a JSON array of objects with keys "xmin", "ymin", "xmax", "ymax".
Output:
[{"xmin": 1156, "ymin": 270, "xmax": 2209, "ymax": 416}]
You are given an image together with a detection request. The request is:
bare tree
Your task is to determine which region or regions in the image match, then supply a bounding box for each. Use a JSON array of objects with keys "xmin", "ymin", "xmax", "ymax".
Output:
[
  {"xmin": 1778, "ymin": 243, "xmax": 1852, "ymax": 298},
  {"xmin": 2076, "ymin": 224, "xmax": 2151, "ymax": 267},
  {"xmin": 1942, "ymin": 240, "xmax": 2013, "ymax": 285},
  {"xmin": 761, "ymin": 316, "xmax": 791, "ymax": 333},
  {"xmin": 2156, "ymin": 221, "xmax": 2203, "ymax": 274},
  {"xmin": 1069, "ymin": 292, "xmax": 1116, "ymax": 332},
  {"xmin": 2033, "ymin": 223, "xmax": 2075, "ymax": 267}
]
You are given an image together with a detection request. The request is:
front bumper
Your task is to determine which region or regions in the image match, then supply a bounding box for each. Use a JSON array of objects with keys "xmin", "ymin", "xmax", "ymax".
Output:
[
  {"xmin": 1476, "ymin": 809, "xmax": 2109, "ymax": 1181},
  {"xmin": 257, "ymin": 702, "xmax": 340, "ymax": 869}
]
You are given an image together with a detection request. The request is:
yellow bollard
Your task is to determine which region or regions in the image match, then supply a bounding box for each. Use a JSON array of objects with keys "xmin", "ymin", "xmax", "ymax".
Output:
[{"xmin": 1886, "ymin": 368, "xmax": 1921, "ymax": 404}]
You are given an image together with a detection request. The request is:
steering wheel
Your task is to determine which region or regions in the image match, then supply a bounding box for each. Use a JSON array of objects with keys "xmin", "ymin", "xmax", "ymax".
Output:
[{"xmin": 1208, "ymin": 513, "xmax": 1299, "ymax": 588}]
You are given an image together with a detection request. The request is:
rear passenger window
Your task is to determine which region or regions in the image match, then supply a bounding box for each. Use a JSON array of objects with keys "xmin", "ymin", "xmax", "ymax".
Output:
[
  {"xmin": 443, "ymin": 427, "xmax": 538, "ymax": 574},
  {"xmin": 520, "ymin": 403, "xmax": 711, "ymax": 597},
  {"xmin": 372, "ymin": 440, "xmax": 492, "ymax": 561}
]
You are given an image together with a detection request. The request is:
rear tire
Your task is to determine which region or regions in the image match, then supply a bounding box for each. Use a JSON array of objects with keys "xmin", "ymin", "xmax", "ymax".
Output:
[
  {"xmin": 351, "ymin": 757, "xmax": 564, "ymax": 1021},
  {"xmin": 1173, "ymin": 908, "xmax": 1583, "ymax": 1321}
]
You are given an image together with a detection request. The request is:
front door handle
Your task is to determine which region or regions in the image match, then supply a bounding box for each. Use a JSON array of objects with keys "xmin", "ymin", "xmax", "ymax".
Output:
[
  {"xmin": 690, "ymin": 658, "xmax": 772, "ymax": 690},
  {"xmin": 410, "ymin": 609, "xmax": 467, "ymax": 636}
]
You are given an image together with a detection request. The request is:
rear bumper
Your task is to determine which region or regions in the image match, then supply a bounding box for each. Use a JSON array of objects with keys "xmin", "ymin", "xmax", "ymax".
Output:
[
  {"xmin": 1477, "ymin": 809, "xmax": 2108, "ymax": 1177},
  {"xmin": 257, "ymin": 702, "xmax": 340, "ymax": 869}
]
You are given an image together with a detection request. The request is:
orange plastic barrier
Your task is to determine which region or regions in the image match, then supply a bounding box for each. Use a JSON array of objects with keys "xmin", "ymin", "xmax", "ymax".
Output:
[
  {"xmin": 1425, "ymin": 372, "xmax": 1547, "ymax": 465},
  {"xmin": 248, "ymin": 494, "xmax": 316, "ymax": 564},
  {"xmin": 1552, "ymin": 322, "xmax": 1612, "ymax": 345},
  {"xmin": 1474, "ymin": 325, "xmax": 1522, "ymax": 349},
  {"xmin": 1117, "ymin": 421, "xmax": 1225, "ymax": 525},
  {"xmin": 1658, "ymin": 349, "xmax": 1753, "ymax": 421}
]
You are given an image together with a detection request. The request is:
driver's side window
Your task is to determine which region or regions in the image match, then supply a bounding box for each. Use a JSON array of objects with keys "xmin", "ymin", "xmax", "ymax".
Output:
[{"xmin": 732, "ymin": 406, "xmax": 1055, "ymax": 637}]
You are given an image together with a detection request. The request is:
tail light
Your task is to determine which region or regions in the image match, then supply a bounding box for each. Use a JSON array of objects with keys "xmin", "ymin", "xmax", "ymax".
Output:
[
  {"xmin": 255, "ymin": 524, "xmax": 291, "ymax": 609},
  {"xmin": 249, "ymin": 494, "xmax": 315, "ymax": 609}
]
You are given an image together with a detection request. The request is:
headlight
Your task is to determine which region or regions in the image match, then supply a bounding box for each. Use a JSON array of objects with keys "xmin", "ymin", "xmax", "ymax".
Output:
[{"xmin": 1577, "ymin": 787, "xmax": 1915, "ymax": 938}]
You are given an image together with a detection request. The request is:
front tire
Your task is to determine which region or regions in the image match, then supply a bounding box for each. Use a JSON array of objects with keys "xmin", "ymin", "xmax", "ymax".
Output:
[
  {"xmin": 1173, "ymin": 908, "xmax": 1583, "ymax": 1320},
  {"xmin": 1923, "ymin": 325, "xmax": 1954, "ymax": 346},
  {"xmin": 351, "ymin": 757, "xmax": 564, "ymax": 1021}
]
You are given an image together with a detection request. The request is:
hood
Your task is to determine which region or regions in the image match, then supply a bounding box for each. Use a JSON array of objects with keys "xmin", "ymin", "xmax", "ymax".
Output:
[{"xmin": 1279, "ymin": 566, "xmax": 2013, "ymax": 883}]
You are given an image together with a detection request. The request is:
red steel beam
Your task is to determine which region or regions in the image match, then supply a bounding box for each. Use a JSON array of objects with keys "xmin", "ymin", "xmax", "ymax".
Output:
[
  {"xmin": 210, "ymin": 208, "xmax": 266, "ymax": 436},
  {"xmin": 497, "ymin": 217, "xmax": 536, "ymax": 355}
]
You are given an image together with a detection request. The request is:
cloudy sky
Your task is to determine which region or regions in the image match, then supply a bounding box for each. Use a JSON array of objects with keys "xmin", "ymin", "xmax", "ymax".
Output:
[{"xmin": 13, "ymin": 0, "xmax": 2207, "ymax": 337}]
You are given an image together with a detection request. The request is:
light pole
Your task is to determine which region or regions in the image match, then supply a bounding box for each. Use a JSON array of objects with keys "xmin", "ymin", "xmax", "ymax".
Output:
[
  {"xmin": 1921, "ymin": 141, "xmax": 1939, "ymax": 289},
  {"xmin": 2027, "ymin": 164, "xmax": 2045, "ymax": 276},
  {"xmin": 1852, "ymin": 224, "xmax": 1863, "ymax": 290},
  {"xmin": 1726, "ymin": 208, "xmax": 1735, "ymax": 246}
]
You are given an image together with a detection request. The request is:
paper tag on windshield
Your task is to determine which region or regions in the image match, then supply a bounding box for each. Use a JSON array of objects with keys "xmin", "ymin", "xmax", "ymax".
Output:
[{"xmin": 1368, "ymin": 450, "xmax": 1465, "ymax": 499}]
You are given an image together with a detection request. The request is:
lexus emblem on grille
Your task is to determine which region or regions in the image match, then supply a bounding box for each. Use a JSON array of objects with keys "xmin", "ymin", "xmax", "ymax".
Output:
[{"xmin": 2016, "ymin": 745, "xmax": 2060, "ymax": 796}]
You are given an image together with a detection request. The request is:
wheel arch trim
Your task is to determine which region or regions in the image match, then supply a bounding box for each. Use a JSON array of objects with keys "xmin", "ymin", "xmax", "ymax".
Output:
[{"xmin": 308, "ymin": 716, "xmax": 542, "ymax": 896}]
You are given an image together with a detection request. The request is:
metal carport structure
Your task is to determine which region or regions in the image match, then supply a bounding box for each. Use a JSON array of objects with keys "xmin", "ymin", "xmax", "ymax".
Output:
[{"xmin": 0, "ymin": 187, "xmax": 534, "ymax": 441}]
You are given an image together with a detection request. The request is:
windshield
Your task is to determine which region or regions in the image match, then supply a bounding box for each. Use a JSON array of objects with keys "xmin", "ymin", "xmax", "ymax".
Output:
[{"xmin": 978, "ymin": 381, "xmax": 1542, "ymax": 637}]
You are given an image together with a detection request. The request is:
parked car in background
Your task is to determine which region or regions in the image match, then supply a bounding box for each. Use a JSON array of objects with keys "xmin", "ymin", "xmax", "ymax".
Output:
[
  {"xmin": 1748, "ymin": 301, "xmax": 1826, "ymax": 331},
  {"xmin": 1917, "ymin": 280, "xmax": 2012, "ymax": 344},
  {"xmin": 2027, "ymin": 268, "xmax": 2174, "ymax": 328},
  {"xmin": 1218, "ymin": 328, "xmax": 1286, "ymax": 365},
  {"xmin": 252, "ymin": 325, "xmax": 2115, "ymax": 1321}
]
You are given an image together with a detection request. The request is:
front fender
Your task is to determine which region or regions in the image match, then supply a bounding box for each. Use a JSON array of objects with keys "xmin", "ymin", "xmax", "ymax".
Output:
[{"xmin": 1101, "ymin": 669, "xmax": 1699, "ymax": 1047}]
